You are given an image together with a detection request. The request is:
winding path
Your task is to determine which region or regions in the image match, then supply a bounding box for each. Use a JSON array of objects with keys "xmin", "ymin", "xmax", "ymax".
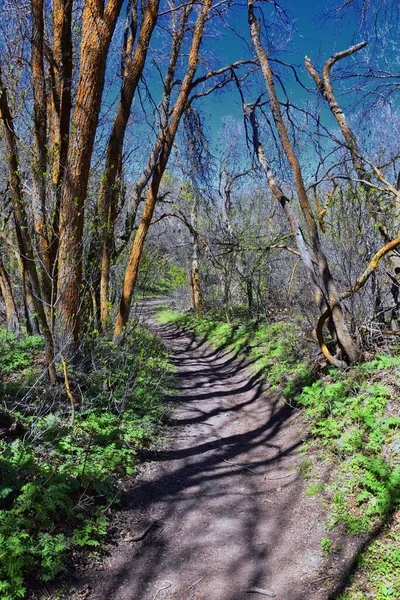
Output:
[{"xmin": 71, "ymin": 300, "xmax": 346, "ymax": 600}]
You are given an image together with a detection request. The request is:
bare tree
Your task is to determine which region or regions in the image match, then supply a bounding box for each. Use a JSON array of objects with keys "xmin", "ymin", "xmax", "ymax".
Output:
[
  {"xmin": 114, "ymin": 0, "xmax": 213, "ymax": 337},
  {"xmin": 247, "ymin": 0, "xmax": 361, "ymax": 365}
]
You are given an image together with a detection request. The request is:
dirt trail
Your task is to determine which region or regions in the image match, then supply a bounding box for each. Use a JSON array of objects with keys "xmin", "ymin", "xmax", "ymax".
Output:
[{"xmin": 71, "ymin": 301, "xmax": 342, "ymax": 600}]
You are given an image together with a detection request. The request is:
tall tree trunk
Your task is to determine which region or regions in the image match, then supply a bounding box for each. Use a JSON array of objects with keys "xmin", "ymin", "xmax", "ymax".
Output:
[
  {"xmin": 98, "ymin": 0, "xmax": 160, "ymax": 326},
  {"xmin": 0, "ymin": 252, "xmax": 20, "ymax": 332},
  {"xmin": 114, "ymin": 0, "xmax": 212, "ymax": 338},
  {"xmin": 48, "ymin": 0, "xmax": 73, "ymax": 274},
  {"xmin": 248, "ymin": 0, "xmax": 361, "ymax": 364},
  {"xmin": 31, "ymin": 0, "xmax": 52, "ymax": 315},
  {"xmin": 0, "ymin": 62, "xmax": 56, "ymax": 381},
  {"xmin": 57, "ymin": 0, "xmax": 123, "ymax": 352}
]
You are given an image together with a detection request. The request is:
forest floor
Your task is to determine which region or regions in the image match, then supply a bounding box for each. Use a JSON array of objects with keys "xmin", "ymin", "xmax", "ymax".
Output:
[{"xmin": 61, "ymin": 300, "xmax": 366, "ymax": 600}]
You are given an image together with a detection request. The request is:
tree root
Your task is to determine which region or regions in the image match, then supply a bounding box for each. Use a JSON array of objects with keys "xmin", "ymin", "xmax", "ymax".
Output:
[{"xmin": 131, "ymin": 520, "xmax": 161, "ymax": 542}]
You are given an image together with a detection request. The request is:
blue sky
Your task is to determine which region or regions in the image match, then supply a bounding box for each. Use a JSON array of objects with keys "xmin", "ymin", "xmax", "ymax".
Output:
[{"xmin": 200, "ymin": 0, "xmax": 365, "ymax": 133}]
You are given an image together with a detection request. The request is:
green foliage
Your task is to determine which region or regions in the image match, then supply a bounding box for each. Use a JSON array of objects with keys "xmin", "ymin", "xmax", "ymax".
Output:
[
  {"xmin": 136, "ymin": 251, "xmax": 187, "ymax": 296},
  {"xmin": 0, "ymin": 329, "xmax": 43, "ymax": 375},
  {"xmin": 337, "ymin": 519, "xmax": 400, "ymax": 600},
  {"xmin": 0, "ymin": 325, "xmax": 173, "ymax": 599},
  {"xmin": 295, "ymin": 370, "xmax": 400, "ymax": 534},
  {"xmin": 320, "ymin": 536, "xmax": 334, "ymax": 555},
  {"xmin": 305, "ymin": 482, "xmax": 324, "ymax": 496},
  {"xmin": 157, "ymin": 308, "xmax": 311, "ymax": 390},
  {"xmin": 298, "ymin": 458, "xmax": 314, "ymax": 479}
]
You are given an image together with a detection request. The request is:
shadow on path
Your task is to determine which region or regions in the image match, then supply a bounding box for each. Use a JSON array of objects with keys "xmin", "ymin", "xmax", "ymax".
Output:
[{"xmin": 71, "ymin": 303, "xmax": 334, "ymax": 600}]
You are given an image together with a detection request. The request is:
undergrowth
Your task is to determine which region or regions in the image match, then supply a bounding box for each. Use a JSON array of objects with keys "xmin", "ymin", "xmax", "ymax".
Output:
[
  {"xmin": 158, "ymin": 308, "xmax": 400, "ymax": 599},
  {"xmin": 157, "ymin": 308, "xmax": 312, "ymax": 392},
  {"xmin": 0, "ymin": 326, "xmax": 172, "ymax": 600}
]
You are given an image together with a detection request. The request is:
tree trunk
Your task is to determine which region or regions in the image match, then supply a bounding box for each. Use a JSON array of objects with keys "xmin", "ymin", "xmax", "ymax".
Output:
[
  {"xmin": 248, "ymin": 0, "xmax": 361, "ymax": 364},
  {"xmin": 0, "ymin": 252, "xmax": 20, "ymax": 332},
  {"xmin": 31, "ymin": 0, "xmax": 52, "ymax": 315},
  {"xmin": 190, "ymin": 235, "xmax": 203, "ymax": 315},
  {"xmin": 189, "ymin": 200, "xmax": 203, "ymax": 314},
  {"xmin": 246, "ymin": 278, "xmax": 253, "ymax": 315},
  {"xmin": 114, "ymin": 0, "xmax": 212, "ymax": 338},
  {"xmin": 57, "ymin": 0, "xmax": 123, "ymax": 352},
  {"xmin": 0, "ymin": 62, "xmax": 56, "ymax": 381},
  {"xmin": 98, "ymin": 0, "xmax": 159, "ymax": 326},
  {"xmin": 48, "ymin": 0, "xmax": 73, "ymax": 276}
]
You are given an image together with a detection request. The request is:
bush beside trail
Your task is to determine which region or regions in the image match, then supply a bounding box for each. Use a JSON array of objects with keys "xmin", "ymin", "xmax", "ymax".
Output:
[{"xmin": 0, "ymin": 325, "xmax": 173, "ymax": 600}]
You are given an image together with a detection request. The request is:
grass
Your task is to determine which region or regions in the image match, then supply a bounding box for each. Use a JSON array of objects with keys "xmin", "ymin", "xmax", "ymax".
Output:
[
  {"xmin": 0, "ymin": 325, "xmax": 173, "ymax": 600},
  {"xmin": 158, "ymin": 308, "xmax": 400, "ymax": 599},
  {"xmin": 157, "ymin": 308, "xmax": 312, "ymax": 392}
]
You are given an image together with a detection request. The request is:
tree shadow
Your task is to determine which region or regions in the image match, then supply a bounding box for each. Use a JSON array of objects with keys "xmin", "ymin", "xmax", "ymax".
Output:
[
  {"xmin": 127, "ymin": 301, "xmax": 399, "ymax": 600},
  {"xmin": 66, "ymin": 317, "xmax": 327, "ymax": 600}
]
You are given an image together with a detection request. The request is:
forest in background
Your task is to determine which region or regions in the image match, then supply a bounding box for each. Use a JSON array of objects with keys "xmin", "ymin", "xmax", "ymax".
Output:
[{"xmin": 0, "ymin": 0, "xmax": 399, "ymax": 597}]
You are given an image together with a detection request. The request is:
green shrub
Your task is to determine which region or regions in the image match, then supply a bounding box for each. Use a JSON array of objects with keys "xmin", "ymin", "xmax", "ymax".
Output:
[
  {"xmin": 0, "ymin": 324, "xmax": 173, "ymax": 599},
  {"xmin": 0, "ymin": 329, "xmax": 43, "ymax": 375}
]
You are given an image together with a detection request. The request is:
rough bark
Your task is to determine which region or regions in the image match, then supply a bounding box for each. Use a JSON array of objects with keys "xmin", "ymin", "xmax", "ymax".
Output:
[
  {"xmin": 114, "ymin": 0, "xmax": 212, "ymax": 337},
  {"xmin": 49, "ymin": 0, "xmax": 73, "ymax": 272},
  {"xmin": 57, "ymin": 0, "xmax": 123, "ymax": 351},
  {"xmin": 0, "ymin": 62, "xmax": 56, "ymax": 381},
  {"xmin": 50, "ymin": 0, "xmax": 73, "ymax": 187},
  {"xmin": 31, "ymin": 0, "xmax": 53, "ymax": 316}
]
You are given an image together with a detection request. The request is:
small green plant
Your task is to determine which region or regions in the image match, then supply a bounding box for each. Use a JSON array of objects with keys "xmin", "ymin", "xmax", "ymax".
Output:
[
  {"xmin": 0, "ymin": 329, "xmax": 43, "ymax": 375},
  {"xmin": 305, "ymin": 482, "xmax": 324, "ymax": 496},
  {"xmin": 321, "ymin": 536, "xmax": 333, "ymax": 555},
  {"xmin": 298, "ymin": 458, "xmax": 313, "ymax": 479},
  {"xmin": 337, "ymin": 519, "xmax": 400, "ymax": 599}
]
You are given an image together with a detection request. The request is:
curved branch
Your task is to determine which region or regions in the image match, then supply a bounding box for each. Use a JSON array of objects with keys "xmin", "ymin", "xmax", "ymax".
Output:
[
  {"xmin": 316, "ymin": 237, "xmax": 400, "ymax": 366},
  {"xmin": 316, "ymin": 309, "xmax": 348, "ymax": 369}
]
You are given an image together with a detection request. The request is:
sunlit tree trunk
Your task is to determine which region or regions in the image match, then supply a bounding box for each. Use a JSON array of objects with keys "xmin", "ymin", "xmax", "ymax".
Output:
[
  {"xmin": 248, "ymin": 0, "xmax": 361, "ymax": 364},
  {"xmin": 98, "ymin": 0, "xmax": 160, "ymax": 327},
  {"xmin": 31, "ymin": 0, "xmax": 52, "ymax": 315},
  {"xmin": 114, "ymin": 0, "xmax": 212, "ymax": 338},
  {"xmin": 48, "ymin": 0, "xmax": 73, "ymax": 274},
  {"xmin": 57, "ymin": 0, "xmax": 123, "ymax": 352}
]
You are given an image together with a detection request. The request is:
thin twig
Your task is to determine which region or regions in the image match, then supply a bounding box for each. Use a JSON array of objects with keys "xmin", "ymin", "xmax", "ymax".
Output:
[
  {"xmin": 131, "ymin": 520, "xmax": 158, "ymax": 542},
  {"xmin": 152, "ymin": 581, "xmax": 173, "ymax": 600},
  {"xmin": 263, "ymin": 473, "xmax": 293, "ymax": 480},
  {"xmin": 245, "ymin": 587, "xmax": 276, "ymax": 597},
  {"xmin": 61, "ymin": 353, "xmax": 75, "ymax": 427},
  {"xmin": 187, "ymin": 576, "xmax": 204, "ymax": 590}
]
